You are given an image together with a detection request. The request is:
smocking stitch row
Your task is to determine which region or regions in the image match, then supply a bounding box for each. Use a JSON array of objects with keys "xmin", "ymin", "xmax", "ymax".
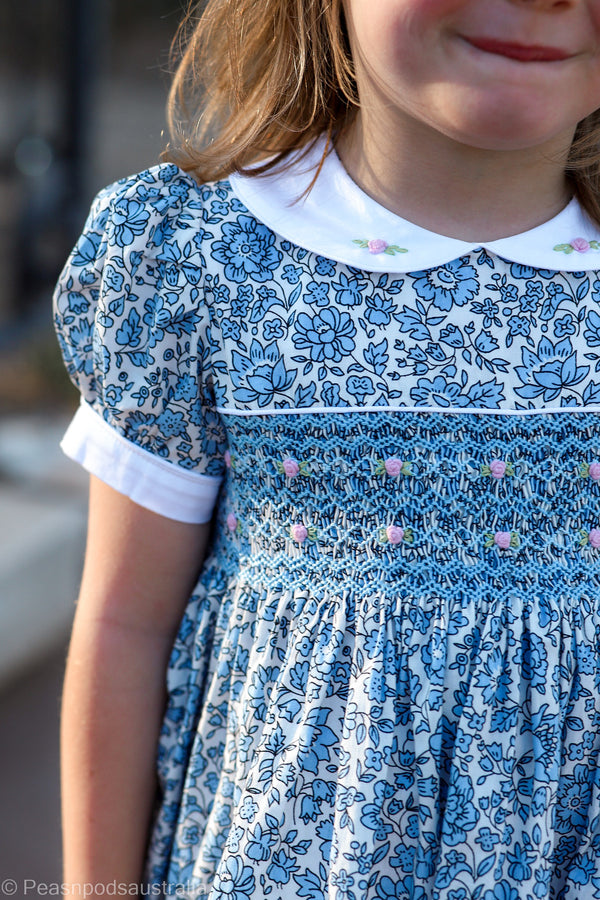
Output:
[
  {"xmin": 224, "ymin": 511, "xmax": 600, "ymax": 555},
  {"xmin": 229, "ymin": 552, "xmax": 600, "ymax": 598},
  {"xmin": 226, "ymin": 451, "xmax": 600, "ymax": 483}
]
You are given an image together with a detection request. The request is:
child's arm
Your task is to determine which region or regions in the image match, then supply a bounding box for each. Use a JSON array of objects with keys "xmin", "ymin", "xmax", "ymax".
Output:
[{"xmin": 61, "ymin": 474, "xmax": 211, "ymax": 893}]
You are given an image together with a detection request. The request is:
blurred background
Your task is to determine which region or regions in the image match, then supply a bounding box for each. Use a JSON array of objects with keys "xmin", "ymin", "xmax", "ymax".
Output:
[{"xmin": 0, "ymin": 0, "xmax": 189, "ymax": 884}]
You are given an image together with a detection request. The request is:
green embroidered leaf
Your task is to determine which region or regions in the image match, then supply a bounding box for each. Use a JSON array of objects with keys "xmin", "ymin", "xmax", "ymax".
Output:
[{"xmin": 553, "ymin": 243, "xmax": 574, "ymax": 254}]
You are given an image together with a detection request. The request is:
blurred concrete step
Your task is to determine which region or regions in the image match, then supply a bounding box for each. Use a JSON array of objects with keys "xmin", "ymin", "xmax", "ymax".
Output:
[
  {"xmin": 0, "ymin": 413, "xmax": 87, "ymax": 686},
  {"xmin": 0, "ymin": 484, "xmax": 86, "ymax": 685}
]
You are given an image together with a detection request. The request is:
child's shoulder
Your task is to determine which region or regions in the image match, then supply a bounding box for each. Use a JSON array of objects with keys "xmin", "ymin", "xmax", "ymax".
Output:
[{"xmin": 87, "ymin": 163, "xmax": 244, "ymax": 234}]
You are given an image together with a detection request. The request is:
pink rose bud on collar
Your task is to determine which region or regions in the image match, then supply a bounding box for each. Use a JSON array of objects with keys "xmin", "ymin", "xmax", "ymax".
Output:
[
  {"xmin": 589, "ymin": 462, "xmax": 600, "ymax": 481},
  {"xmin": 494, "ymin": 531, "xmax": 511, "ymax": 549},
  {"xmin": 386, "ymin": 525, "xmax": 405, "ymax": 544},
  {"xmin": 489, "ymin": 459, "xmax": 506, "ymax": 479},
  {"xmin": 368, "ymin": 239, "xmax": 388, "ymax": 254},
  {"xmin": 571, "ymin": 238, "xmax": 590, "ymax": 253},
  {"xmin": 384, "ymin": 457, "xmax": 403, "ymax": 477}
]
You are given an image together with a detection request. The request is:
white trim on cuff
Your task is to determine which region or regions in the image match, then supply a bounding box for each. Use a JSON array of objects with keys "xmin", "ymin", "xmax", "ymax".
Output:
[{"xmin": 60, "ymin": 400, "xmax": 223, "ymax": 524}]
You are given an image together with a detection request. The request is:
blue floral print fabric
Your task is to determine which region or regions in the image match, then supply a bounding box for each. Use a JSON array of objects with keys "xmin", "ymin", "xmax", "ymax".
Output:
[{"xmin": 53, "ymin": 164, "xmax": 600, "ymax": 900}]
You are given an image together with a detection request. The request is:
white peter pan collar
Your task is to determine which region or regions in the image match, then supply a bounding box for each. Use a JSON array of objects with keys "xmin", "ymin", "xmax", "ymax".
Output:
[{"xmin": 230, "ymin": 135, "xmax": 600, "ymax": 273}]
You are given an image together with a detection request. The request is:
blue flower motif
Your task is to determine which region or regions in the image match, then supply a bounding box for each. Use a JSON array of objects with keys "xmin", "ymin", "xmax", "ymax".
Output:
[
  {"xmin": 263, "ymin": 319, "xmax": 284, "ymax": 340},
  {"xmin": 110, "ymin": 197, "xmax": 150, "ymax": 247},
  {"xmin": 293, "ymin": 308, "xmax": 356, "ymax": 362},
  {"xmin": 568, "ymin": 852, "xmax": 596, "ymax": 885},
  {"xmin": 508, "ymin": 315, "xmax": 531, "ymax": 337},
  {"xmin": 506, "ymin": 841, "xmax": 535, "ymax": 881},
  {"xmin": 364, "ymin": 748, "xmax": 383, "ymax": 771},
  {"xmin": 103, "ymin": 383, "xmax": 123, "ymax": 405},
  {"xmin": 230, "ymin": 340, "xmax": 296, "ymax": 407},
  {"xmin": 421, "ymin": 626, "xmax": 447, "ymax": 685},
  {"xmin": 282, "ymin": 264, "xmax": 302, "ymax": 284},
  {"xmin": 521, "ymin": 279, "xmax": 544, "ymax": 307},
  {"xmin": 213, "ymin": 855, "xmax": 255, "ymax": 900},
  {"xmin": 472, "ymin": 297, "xmax": 501, "ymax": 328},
  {"xmin": 482, "ymin": 883, "xmax": 520, "ymax": 900},
  {"xmin": 173, "ymin": 373, "xmax": 196, "ymax": 402},
  {"xmin": 246, "ymin": 664, "xmax": 279, "ymax": 720},
  {"xmin": 533, "ymin": 867, "xmax": 551, "ymax": 897},
  {"xmin": 411, "ymin": 259, "xmax": 478, "ymax": 311},
  {"xmin": 584, "ymin": 309, "xmax": 600, "ymax": 346},
  {"xmin": 410, "ymin": 376, "xmax": 468, "ymax": 407},
  {"xmin": 306, "ymin": 281, "xmax": 330, "ymax": 307},
  {"xmin": 231, "ymin": 296, "xmax": 248, "ymax": 317},
  {"xmin": 321, "ymin": 380, "xmax": 348, "ymax": 407},
  {"xmin": 347, "ymin": 375, "xmax": 374, "ymax": 404},
  {"xmin": 103, "ymin": 264, "xmax": 124, "ymax": 293},
  {"xmin": 157, "ymin": 409, "xmax": 188, "ymax": 438},
  {"xmin": 554, "ymin": 313, "xmax": 576, "ymax": 338},
  {"xmin": 554, "ymin": 764, "xmax": 593, "ymax": 834},
  {"xmin": 442, "ymin": 772, "xmax": 479, "ymax": 846},
  {"xmin": 515, "ymin": 337, "xmax": 588, "ymax": 401},
  {"xmin": 475, "ymin": 827, "xmax": 500, "ymax": 851},
  {"xmin": 221, "ymin": 318, "xmax": 241, "ymax": 340},
  {"xmin": 474, "ymin": 330, "xmax": 499, "ymax": 352},
  {"xmin": 365, "ymin": 293, "xmax": 396, "ymax": 325},
  {"xmin": 211, "ymin": 214, "xmax": 282, "ymax": 283},
  {"xmin": 522, "ymin": 631, "xmax": 548, "ymax": 694},
  {"xmin": 211, "ymin": 200, "xmax": 229, "ymax": 216},
  {"xmin": 332, "ymin": 272, "xmax": 369, "ymax": 307},
  {"xmin": 315, "ymin": 255, "xmax": 336, "ymax": 276},
  {"xmin": 475, "ymin": 647, "xmax": 511, "ymax": 705},
  {"xmin": 376, "ymin": 875, "xmax": 409, "ymax": 900},
  {"xmin": 246, "ymin": 823, "xmax": 276, "ymax": 861},
  {"xmin": 72, "ymin": 231, "xmax": 102, "ymax": 267},
  {"xmin": 267, "ymin": 849, "xmax": 300, "ymax": 884},
  {"xmin": 123, "ymin": 411, "xmax": 159, "ymax": 452},
  {"xmin": 439, "ymin": 324, "xmax": 464, "ymax": 347},
  {"xmin": 65, "ymin": 320, "xmax": 95, "ymax": 375}
]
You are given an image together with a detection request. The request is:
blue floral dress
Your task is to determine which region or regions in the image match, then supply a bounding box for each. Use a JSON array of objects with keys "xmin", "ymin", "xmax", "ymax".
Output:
[{"xmin": 54, "ymin": 139, "xmax": 600, "ymax": 900}]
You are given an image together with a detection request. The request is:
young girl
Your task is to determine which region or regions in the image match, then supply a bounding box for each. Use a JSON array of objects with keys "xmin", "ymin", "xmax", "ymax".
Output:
[{"xmin": 54, "ymin": 1, "xmax": 600, "ymax": 898}]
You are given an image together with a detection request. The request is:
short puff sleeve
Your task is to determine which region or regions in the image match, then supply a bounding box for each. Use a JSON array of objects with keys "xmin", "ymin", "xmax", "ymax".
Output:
[{"xmin": 53, "ymin": 164, "xmax": 226, "ymax": 523}]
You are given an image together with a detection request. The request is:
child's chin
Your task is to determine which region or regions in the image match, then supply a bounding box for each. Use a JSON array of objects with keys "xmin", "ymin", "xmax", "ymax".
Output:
[{"xmin": 434, "ymin": 104, "xmax": 574, "ymax": 155}]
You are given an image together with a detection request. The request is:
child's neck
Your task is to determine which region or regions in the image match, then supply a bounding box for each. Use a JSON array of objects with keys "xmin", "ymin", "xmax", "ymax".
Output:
[{"xmin": 336, "ymin": 115, "xmax": 573, "ymax": 243}]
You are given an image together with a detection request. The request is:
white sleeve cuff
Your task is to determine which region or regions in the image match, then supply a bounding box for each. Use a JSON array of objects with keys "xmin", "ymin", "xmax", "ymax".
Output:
[{"xmin": 60, "ymin": 400, "xmax": 223, "ymax": 523}]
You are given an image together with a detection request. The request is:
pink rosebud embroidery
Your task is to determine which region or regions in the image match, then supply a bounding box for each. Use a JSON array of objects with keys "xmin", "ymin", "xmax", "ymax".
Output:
[
  {"xmin": 384, "ymin": 457, "xmax": 403, "ymax": 477},
  {"xmin": 489, "ymin": 459, "xmax": 507, "ymax": 479},
  {"xmin": 571, "ymin": 238, "xmax": 590, "ymax": 253},
  {"xmin": 368, "ymin": 239, "xmax": 388, "ymax": 254},
  {"xmin": 226, "ymin": 513, "xmax": 237, "ymax": 532},
  {"xmin": 494, "ymin": 531, "xmax": 511, "ymax": 550},
  {"xmin": 386, "ymin": 525, "xmax": 405, "ymax": 544},
  {"xmin": 589, "ymin": 529, "xmax": 600, "ymax": 548},
  {"xmin": 589, "ymin": 462, "xmax": 600, "ymax": 481},
  {"xmin": 282, "ymin": 457, "xmax": 300, "ymax": 477},
  {"xmin": 291, "ymin": 524, "xmax": 308, "ymax": 543},
  {"xmin": 224, "ymin": 450, "xmax": 232, "ymax": 469}
]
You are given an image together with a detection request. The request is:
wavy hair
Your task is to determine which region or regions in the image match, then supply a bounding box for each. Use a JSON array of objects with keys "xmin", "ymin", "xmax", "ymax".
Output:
[{"xmin": 164, "ymin": 0, "xmax": 600, "ymax": 227}]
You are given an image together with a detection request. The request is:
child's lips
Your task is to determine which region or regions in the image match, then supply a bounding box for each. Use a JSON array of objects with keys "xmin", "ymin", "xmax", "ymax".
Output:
[{"xmin": 465, "ymin": 36, "xmax": 571, "ymax": 62}]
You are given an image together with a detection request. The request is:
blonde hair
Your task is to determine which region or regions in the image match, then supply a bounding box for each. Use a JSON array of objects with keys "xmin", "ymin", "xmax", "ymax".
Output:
[{"xmin": 164, "ymin": 0, "xmax": 600, "ymax": 227}]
